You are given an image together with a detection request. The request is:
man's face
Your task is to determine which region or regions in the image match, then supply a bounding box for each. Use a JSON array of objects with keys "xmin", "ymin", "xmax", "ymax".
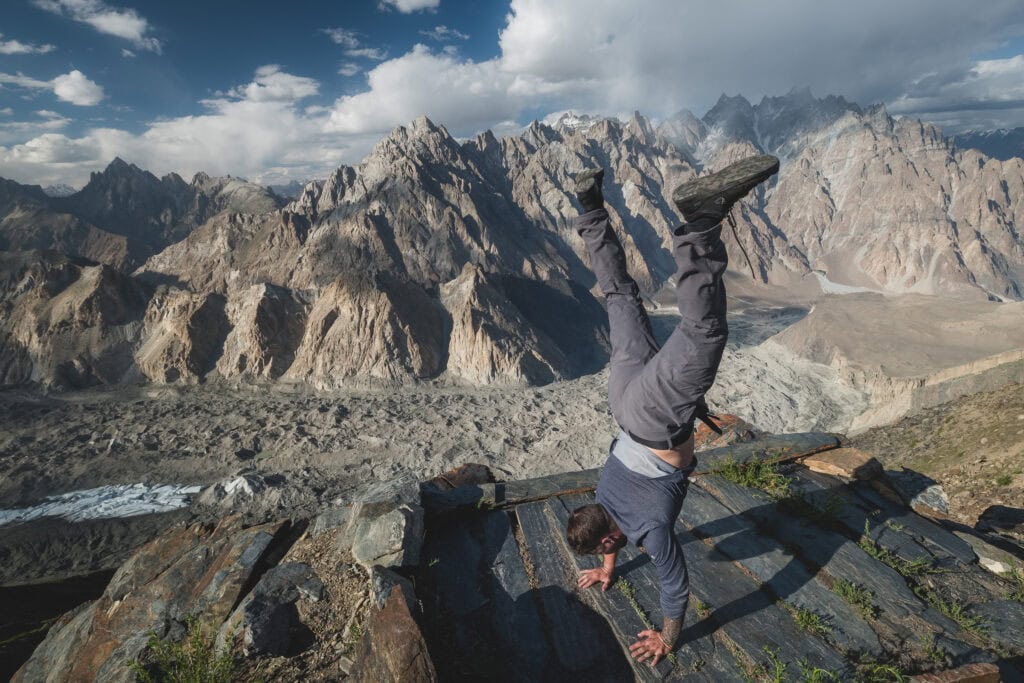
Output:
[{"xmin": 594, "ymin": 531, "xmax": 626, "ymax": 555}]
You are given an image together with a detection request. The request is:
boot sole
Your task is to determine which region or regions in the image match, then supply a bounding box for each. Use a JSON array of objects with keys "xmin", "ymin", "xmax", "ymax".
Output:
[{"xmin": 672, "ymin": 155, "xmax": 780, "ymax": 216}]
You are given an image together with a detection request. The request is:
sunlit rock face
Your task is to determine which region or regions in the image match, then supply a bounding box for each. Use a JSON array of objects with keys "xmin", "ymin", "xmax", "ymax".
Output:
[{"xmin": 0, "ymin": 91, "xmax": 1021, "ymax": 389}]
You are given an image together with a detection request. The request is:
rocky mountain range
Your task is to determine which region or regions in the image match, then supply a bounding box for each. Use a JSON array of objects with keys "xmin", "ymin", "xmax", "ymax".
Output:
[
  {"xmin": 0, "ymin": 90, "xmax": 1021, "ymax": 392},
  {"xmin": 955, "ymin": 127, "xmax": 1024, "ymax": 161}
]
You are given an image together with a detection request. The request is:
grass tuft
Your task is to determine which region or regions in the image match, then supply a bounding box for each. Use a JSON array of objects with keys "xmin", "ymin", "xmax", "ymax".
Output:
[
  {"xmin": 915, "ymin": 587, "xmax": 988, "ymax": 636},
  {"xmin": 859, "ymin": 520, "xmax": 935, "ymax": 577},
  {"xmin": 714, "ymin": 459, "xmax": 791, "ymax": 498},
  {"xmin": 922, "ymin": 631, "xmax": 947, "ymax": 667},
  {"xmin": 1009, "ymin": 566, "xmax": 1024, "ymax": 603},
  {"xmin": 780, "ymin": 601, "xmax": 832, "ymax": 639},
  {"xmin": 832, "ymin": 579, "xmax": 878, "ymax": 620},
  {"xmin": 127, "ymin": 617, "xmax": 233, "ymax": 683}
]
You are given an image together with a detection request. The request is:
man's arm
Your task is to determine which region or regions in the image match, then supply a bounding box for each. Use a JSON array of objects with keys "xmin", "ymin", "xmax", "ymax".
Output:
[
  {"xmin": 578, "ymin": 550, "xmax": 617, "ymax": 591},
  {"xmin": 629, "ymin": 526, "xmax": 687, "ymax": 666}
]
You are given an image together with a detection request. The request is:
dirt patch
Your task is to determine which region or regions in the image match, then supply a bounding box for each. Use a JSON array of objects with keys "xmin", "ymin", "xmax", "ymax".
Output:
[
  {"xmin": 851, "ymin": 382, "xmax": 1024, "ymax": 524},
  {"xmin": 235, "ymin": 530, "xmax": 370, "ymax": 682}
]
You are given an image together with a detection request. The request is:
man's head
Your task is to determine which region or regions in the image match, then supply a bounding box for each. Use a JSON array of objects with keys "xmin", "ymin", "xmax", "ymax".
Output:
[{"xmin": 566, "ymin": 503, "xmax": 626, "ymax": 555}]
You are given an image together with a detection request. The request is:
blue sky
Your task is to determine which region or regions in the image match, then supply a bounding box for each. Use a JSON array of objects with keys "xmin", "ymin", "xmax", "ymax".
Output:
[{"xmin": 2, "ymin": 0, "xmax": 1023, "ymax": 187}]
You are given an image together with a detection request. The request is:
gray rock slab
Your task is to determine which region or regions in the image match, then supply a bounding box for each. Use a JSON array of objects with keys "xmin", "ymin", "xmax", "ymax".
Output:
[{"xmin": 682, "ymin": 483, "xmax": 883, "ymax": 657}]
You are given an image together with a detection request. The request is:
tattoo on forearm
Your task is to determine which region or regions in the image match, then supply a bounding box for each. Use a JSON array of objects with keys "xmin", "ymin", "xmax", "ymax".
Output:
[{"xmin": 661, "ymin": 617, "xmax": 682, "ymax": 649}]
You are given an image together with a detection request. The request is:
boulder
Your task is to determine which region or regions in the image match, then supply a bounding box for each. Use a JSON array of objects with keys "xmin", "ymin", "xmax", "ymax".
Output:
[
  {"xmin": 218, "ymin": 562, "xmax": 323, "ymax": 657},
  {"xmin": 885, "ymin": 468, "xmax": 950, "ymax": 518},
  {"xmin": 350, "ymin": 503, "xmax": 425, "ymax": 570},
  {"xmin": 348, "ymin": 583, "xmax": 437, "ymax": 683},
  {"xmin": 369, "ymin": 565, "xmax": 417, "ymax": 611}
]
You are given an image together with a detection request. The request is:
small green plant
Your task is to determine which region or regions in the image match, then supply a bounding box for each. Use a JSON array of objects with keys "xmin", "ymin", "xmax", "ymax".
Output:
[
  {"xmin": 714, "ymin": 459, "xmax": 791, "ymax": 498},
  {"xmin": 790, "ymin": 605, "xmax": 832, "ymax": 638},
  {"xmin": 995, "ymin": 474, "xmax": 1012, "ymax": 486},
  {"xmin": 854, "ymin": 662, "xmax": 906, "ymax": 682},
  {"xmin": 832, "ymin": 579, "xmax": 877, "ymax": 619},
  {"xmin": 917, "ymin": 587, "xmax": 988, "ymax": 635},
  {"xmin": 128, "ymin": 617, "xmax": 233, "ymax": 683},
  {"xmin": 428, "ymin": 557, "xmax": 440, "ymax": 567},
  {"xmin": 799, "ymin": 659, "xmax": 840, "ymax": 682},
  {"xmin": 749, "ymin": 646, "xmax": 787, "ymax": 683},
  {"xmin": 693, "ymin": 597, "xmax": 712, "ymax": 619},
  {"xmin": 859, "ymin": 521, "xmax": 935, "ymax": 577},
  {"xmin": 922, "ymin": 632, "xmax": 946, "ymax": 666},
  {"xmin": 1008, "ymin": 566, "xmax": 1024, "ymax": 602},
  {"xmin": 884, "ymin": 520, "xmax": 905, "ymax": 532}
]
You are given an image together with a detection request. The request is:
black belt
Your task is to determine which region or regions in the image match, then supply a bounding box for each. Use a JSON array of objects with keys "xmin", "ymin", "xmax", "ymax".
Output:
[{"xmin": 627, "ymin": 401, "xmax": 723, "ymax": 451}]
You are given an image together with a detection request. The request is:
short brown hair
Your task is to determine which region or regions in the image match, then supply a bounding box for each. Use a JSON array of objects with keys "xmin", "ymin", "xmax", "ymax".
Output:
[{"xmin": 566, "ymin": 504, "xmax": 613, "ymax": 555}]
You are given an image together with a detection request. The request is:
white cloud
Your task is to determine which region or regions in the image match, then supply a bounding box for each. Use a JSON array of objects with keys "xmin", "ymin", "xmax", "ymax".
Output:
[
  {"xmin": 0, "ymin": 33, "xmax": 56, "ymax": 55},
  {"xmin": 378, "ymin": 0, "xmax": 440, "ymax": 13},
  {"xmin": 420, "ymin": 25, "xmax": 469, "ymax": 41},
  {"xmin": 6, "ymin": 0, "xmax": 1024, "ymax": 187},
  {"xmin": 32, "ymin": 0, "xmax": 162, "ymax": 52},
  {"xmin": 346, "ymin": 47, "xmax": 389, "ymax": 61},
  {"xmin": 322, "ymin": 28, "xmax": 360, "ymax": 49},
  {"xmin": 0, "ymin": 111, "xmax": 70, "ymax": 145},
  {"xmin": 0, "ymin": 108, "xmax": 13, "ymax": 116},
  {"xmin": 0, "ymin": 69, "xmax": 104, "ymax": 106},
  {"xmin": 52, "ymin": 70, "xmax": 104, "ymax": 105},
  {"xmin": 0, "ymin": 66, "xmax": 348, "ymax": 186},
  {"xmin": 121, "ymin": 48, "xmax": 135, "ymax": 58},
  {"xmin": 224, "ymin": 65, "xmax": 319, "ymax": 103}
]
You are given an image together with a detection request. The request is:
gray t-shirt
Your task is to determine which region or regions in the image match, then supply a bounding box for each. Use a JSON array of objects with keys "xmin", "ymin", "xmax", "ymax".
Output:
[{"xmin": 596, "ymin": 431, "xmax": 692, "ymax": 620}]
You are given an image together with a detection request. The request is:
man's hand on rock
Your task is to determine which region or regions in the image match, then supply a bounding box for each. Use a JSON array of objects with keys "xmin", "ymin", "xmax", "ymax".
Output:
[
  {"xmin": 629, "ymin": 629, "xmax": 672, "ymax": 667},
  {"xmin": 577, "ymin": 566, "xmax": 614, "ymax": 591}
]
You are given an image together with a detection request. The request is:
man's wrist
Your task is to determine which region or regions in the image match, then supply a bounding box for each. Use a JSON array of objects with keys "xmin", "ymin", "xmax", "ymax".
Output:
[{"xmin": 660, "ymin": 616, "xmax": 682, "ymax": 650}]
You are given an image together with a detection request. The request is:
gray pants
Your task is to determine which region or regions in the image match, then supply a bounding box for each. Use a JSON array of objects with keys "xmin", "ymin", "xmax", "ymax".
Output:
[{"xmin": 574, "ymin": 208, "xmax": 729, "ymax": 447}]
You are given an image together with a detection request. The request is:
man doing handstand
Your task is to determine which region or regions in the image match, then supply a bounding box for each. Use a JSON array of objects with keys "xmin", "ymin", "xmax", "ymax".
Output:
[{"xmin": 565, "ymin": 155, "xmax": 779, "ymax": 666}]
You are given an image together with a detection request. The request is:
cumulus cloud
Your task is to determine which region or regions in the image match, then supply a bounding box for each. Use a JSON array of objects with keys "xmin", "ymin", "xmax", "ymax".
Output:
[
  {"xmin": 0, "ymin": 33, "xmax": 56, "ymax": 55},
  {"xmin": 32, "ymin": 0, "xmax": 162, "ymax": 52},
  {"xmin": 420, "ymin": 25, "xmax": 469, "ymax": 41},
  {"xmin": 338, "ymin": 63, "xmax": 361, "ymax": 77},
  {"xmin": 0, "ymin": 69, "xmax": 104, "ymax": 106},
  {"xmin": 378, "ymin": 0, "xmax": 440, "ymax": 13},
  {"xmin": 224, "ymin": 65, "xmax": 319, "ymax": 103},
  {"xmin": 52, "ymin": 70, "xmax": 105, "ymax": 105}
]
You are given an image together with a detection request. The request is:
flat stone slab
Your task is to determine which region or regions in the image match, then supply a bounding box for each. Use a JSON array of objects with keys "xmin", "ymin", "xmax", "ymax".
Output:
[
  {"xmin": 682, "ymin": 483, "xmax": 883, "ymax": 657},
  {"xmin": 801, "ymin": 447, "xmax": 882, "ymax": 480}
]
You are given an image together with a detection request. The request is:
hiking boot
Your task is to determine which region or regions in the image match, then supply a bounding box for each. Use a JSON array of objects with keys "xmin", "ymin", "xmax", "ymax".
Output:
[
  {"xmin": 574, "ymin": 167, "xmax": 605, "ymax": 213},
  {"xmin": 672, "ymin": 154, "xmax": 780, "ymax": 222}
]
